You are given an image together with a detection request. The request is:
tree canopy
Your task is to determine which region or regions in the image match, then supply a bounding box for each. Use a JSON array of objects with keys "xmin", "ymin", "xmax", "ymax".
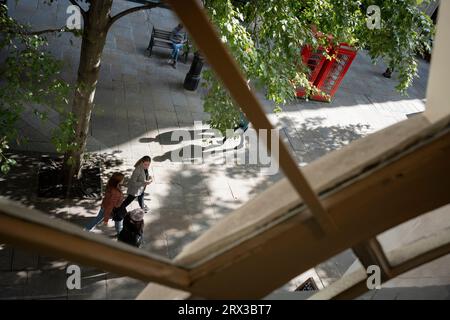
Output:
[
  {"xmin": 0, "ymin": 0, "xmax": 436, "ymax": 177},
  {"xmin": 202, "ymin": 0, "xmax": 435, "ymax": 133},
  {"xmin": 1, "ymin": 0, "xmax": 163, "ymax": 180}
]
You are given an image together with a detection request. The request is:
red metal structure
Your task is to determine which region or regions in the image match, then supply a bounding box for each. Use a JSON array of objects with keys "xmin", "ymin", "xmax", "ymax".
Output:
[
  {"xmin": 311, "ymin": 43, "xmax": 357, "ymax": 102},
  {"xmin": 296, "ymin": 43, "xmax": 357, "ymax": 102},
  {"xmin": 295, "ymin": 45, "xmax": 329, "ymax": 98}
]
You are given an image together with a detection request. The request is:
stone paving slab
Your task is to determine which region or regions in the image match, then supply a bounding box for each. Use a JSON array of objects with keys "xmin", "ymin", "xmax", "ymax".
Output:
[
  {"xmin": 11, "ymin": 249, "xmax": 39, "ymax": 271},
  {"xmin": 0, "ymin": 271, "xmax": 27, "ymax": 300},
  {"xmin": 25, "ymin": 269, "xmax": 68, "ymax": 299},
  {"xmin": 360, "ymin": 285, "xmax": 450, "ymax": 300},
  {"xmin": 106, "ymin": 275, "xmax": 147, "ymax": 300},
  {"xmin": 67, "ymin": 267, "xmax": 107, "ymax": 300}
]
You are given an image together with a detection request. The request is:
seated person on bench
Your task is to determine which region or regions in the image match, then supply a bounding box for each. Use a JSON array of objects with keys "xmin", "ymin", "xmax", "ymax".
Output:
[{"xmin": 167, "ymin": 23, "xmax": 187, "ymax": 69}]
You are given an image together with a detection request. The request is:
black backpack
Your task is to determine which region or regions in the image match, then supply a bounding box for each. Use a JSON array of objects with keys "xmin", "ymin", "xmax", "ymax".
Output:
[
  {"xmin": 118, "ymin": 214, "xmax": 143, "ymax": 247},
  {"xmin": 112, "ymin": 206, "xmax": 127, "ymax": 222}
]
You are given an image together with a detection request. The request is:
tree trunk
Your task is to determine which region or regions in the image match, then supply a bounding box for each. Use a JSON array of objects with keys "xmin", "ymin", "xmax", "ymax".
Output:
[{"xmin": 63, "ymin": 0, "xmax": 113, "ymax": 186}]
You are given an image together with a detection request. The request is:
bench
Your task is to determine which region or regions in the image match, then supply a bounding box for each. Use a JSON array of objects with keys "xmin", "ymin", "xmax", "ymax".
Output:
[{"xmin": 146, "ymin": 27, "xmax": 189, "ymax": 63}]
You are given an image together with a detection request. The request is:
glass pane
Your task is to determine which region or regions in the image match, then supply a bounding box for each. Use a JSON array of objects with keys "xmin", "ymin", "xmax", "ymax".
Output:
[
  {"xmin": 265, "ymin": 250, "xmax": 358, "ymax": 299},
  {"xmin": 377, "ymin": 204, "xmax": 450, "ymax": 260}
]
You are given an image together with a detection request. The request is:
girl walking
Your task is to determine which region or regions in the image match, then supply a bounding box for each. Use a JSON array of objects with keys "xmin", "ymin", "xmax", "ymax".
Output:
[
  {"xmin": 84, "ymin": 172, "xmax": 125, "ymax": 234},
  {"xmin": 121, "ymin": 156, "xmax": 152, "ymax": 211}
]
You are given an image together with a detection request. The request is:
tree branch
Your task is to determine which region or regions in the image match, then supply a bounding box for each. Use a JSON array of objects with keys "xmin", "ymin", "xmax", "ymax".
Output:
[
  {"xmin": 69, "ymin": 0, "xmax": 86, "ymax": 14},
  {"xmin": 26, "ymin": 26, "xmax": 68, "ymax": 36},
  {"xmin": 106, "ymin": 2, "xmax": 167, "ymax": 31},
  {"xmin": 68, "ymin": 0, "xmax": 87, "ymax": 22}
]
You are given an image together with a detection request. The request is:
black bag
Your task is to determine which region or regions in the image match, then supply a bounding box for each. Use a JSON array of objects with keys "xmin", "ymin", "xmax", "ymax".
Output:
[
  {"xmin": 112, "ymin": 206, "xmax": 127, "ymax": 221},
  {"xmin": 118, "ymin": 229, "xmax": 142, "ymax": 248},
  {"xmin": 118, "ymin": 214, "xmax": 143, "ymax": 247}
]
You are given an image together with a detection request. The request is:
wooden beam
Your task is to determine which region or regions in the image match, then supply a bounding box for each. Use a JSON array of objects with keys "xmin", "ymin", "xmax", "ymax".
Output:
[
  {"xmin": 165, "ymin": 0, "xmax": 335, "ymax": 233},
  {"xmin": 176, "ymin": 120, "xmax": 450, "ymax": 298},
  {"xmin": 352, "ymin": 238, "xmax": 393, "ymax": 280},
  {"xmin": 136, "ymin": 114, "xmax": 449, "ymax": 298},
  {"xmin": 308, "ymin": 267, "xmax": 368, "ymax": 300},
  {"xmin": 389, "ymin": 227, "xmax": 450, "ymax": 276},
  {"xmin": 174, "ymin": 114, "xmax": 445, "ymax": 268},
  {"xmin": 0, "ymin": 200, "xmax": 190, "ymax": 289},
  {"xmin": 316, "ymin": 227, "xmax": 450, "ymax": 300}
]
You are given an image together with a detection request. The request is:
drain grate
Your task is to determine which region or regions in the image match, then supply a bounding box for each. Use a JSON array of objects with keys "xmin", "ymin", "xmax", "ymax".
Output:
[{"xmin": 295, "ymin": 277, "xmax": 319, "ymax": 291}]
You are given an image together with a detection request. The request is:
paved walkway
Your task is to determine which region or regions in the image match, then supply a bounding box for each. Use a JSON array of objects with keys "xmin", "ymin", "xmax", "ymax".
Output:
[{"xmin": 1, "ymin": 0, "xmax": 448, "ymax": 299}]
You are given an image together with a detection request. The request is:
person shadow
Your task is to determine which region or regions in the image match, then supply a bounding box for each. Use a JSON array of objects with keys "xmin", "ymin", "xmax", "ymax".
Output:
[{"xmin": 140, "ymin": 129, "xmax": 245, "ymax": 163}]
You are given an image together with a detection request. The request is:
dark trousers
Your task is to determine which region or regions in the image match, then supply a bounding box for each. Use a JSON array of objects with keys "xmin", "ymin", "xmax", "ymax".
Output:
[{"xmin": 122, "ymin": 193, "xmax": 145, "ymax": 209}]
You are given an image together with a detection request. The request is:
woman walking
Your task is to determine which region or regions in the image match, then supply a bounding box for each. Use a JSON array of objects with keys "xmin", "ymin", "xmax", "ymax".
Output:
[
  {"xmin": 84, "ymin": 172, "xmax": 125, "ymax": 234},
  {"xmin": 121, "ymin": 156, "xmax": 152, "ymax": 212}
]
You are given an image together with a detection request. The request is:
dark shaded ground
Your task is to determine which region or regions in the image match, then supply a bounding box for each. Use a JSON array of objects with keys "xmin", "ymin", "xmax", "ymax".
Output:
[{"xmin": 37, "ymin": 155, "xmax": 101, "ymax": 199}]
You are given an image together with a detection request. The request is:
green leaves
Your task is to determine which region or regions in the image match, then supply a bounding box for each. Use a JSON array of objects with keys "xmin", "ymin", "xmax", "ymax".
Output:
[
  {"xmin": 51, "ymin": 112, "xmax": 78, "ymax": 154},
  {"xmin": 0, "ymin": 3, "xmax": 71, "ymax": 175},
  {"xmin": 0, "ymin": 141, "xmax": 17, "ymax": 175},
  {"xmin": 203, "ymin": 0, "xmax": 311, "ymax": 130},
  {"xmin": 357, "ymin": 0, "xmax": 434, "ymax": 93},
  {"xmin": 0, "ymin": 164, "xmax": 10, "ymax": 175},
  {"xmin": 202, "ymin": 0, "xmax": 434, "ymax": 132}
]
